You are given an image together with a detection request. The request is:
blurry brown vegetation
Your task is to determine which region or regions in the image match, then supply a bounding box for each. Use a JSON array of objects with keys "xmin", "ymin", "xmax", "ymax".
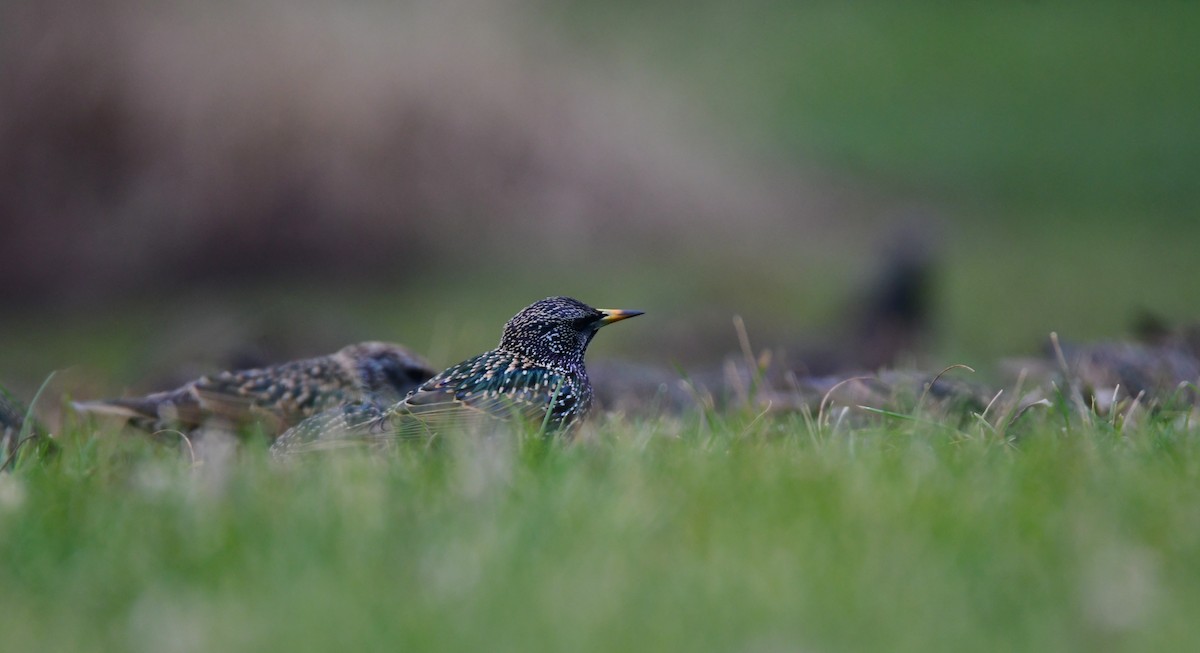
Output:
[{"xmin": 0, "ymin": 0, "xmax": 866, "ymax": 309}]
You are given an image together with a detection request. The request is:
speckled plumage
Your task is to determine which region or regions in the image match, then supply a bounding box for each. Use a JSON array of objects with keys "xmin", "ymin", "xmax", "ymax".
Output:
[
  {"xmin": 74, "ymin": 341, "xmax": 435, "ymax": 438},
  {"xmin": 272, "ymin": 297, "xmax": 642, "ymax": 455}
]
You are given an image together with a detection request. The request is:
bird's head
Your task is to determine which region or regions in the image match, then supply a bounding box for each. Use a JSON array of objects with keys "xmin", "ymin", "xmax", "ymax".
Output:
[
  {"xmin": 339, "ymin": 342, "xmax": 437, "ymax": 397},
  {"xmin": 499, "ymin": 296, "xmax": 643, "ymax": 370}
]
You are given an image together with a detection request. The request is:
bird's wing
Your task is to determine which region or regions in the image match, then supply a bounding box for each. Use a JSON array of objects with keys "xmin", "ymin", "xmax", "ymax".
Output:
[
  {"xmin": 271, "ymin": 388, "xmax": 559, "ymax": 457},
  {"xmin": 189, "ymin": 378, "xmax": 261, "ymax": 420},
  {"xmin": 192, "ymin": 361, "xmax": 353, "ymax": 426},
  {"xmin": 271, "ymin": 354, "xmax": 576, "ymax": 457},
  {"xmin": 269, "ymin": 397, "xmax": 394, "ymax": 456},
  {"xmin": 405, "ymin": 383, "xmax": 559, "ymax": 422}
]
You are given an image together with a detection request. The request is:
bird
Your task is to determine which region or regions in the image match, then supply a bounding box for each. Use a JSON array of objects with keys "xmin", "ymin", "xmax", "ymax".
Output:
[
  {"xmin": 73, "ymin": 341, "xmax": 436, "ymax": 439},
  {"xmin": 271, "ymin": 297, "xmax": 643, "ymax": 455}
]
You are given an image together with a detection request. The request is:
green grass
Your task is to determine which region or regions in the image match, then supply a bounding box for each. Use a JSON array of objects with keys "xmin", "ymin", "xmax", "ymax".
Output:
[{"xmin": 3, "ymin": 406, "xmax": 1199, "ymax": 652}]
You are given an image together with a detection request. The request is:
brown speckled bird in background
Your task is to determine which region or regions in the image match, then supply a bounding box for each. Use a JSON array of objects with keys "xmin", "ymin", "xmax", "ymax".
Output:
[
  {"xmin": 73, "ymin": 341, "xmax": 436, "ymax": 439},
  {"xmin": 272, "ymin": 297, "xmax": 643, "ymax": 456}
]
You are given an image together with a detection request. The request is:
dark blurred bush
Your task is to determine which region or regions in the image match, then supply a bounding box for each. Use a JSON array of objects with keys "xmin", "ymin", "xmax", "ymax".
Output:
[{"xmin": 0, "ymin": 0, "xmax": 844, "ymax": 308}]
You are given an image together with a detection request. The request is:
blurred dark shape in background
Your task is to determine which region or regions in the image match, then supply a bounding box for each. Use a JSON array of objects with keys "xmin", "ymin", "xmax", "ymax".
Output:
[
  {"xmin": 0, "ymin": 0, "xmax": 856, "ymax": 309},
  {"xmin": 999, "ymin": 318, "xmax": 1200, "ymax": 415},
  {"xmin": 0, "ymin": 388, "xmax": 28, "ymax": 457},
  {"xmin": 0, "ymin": 383, "xmax": 55, "ymax": 467},
  {"xmin": 778, "ymin": 219, "xmax": 940, "ymax": 376},
  {"xmin": 1059, "ymin": 340, "xmax": 1200, "ymax": 406},
  {"xmin": 849, "ymin": 221, "xmax": 938, "ymax": 371},
  {"xmin": 592, "ymin": 228, "xmax": 943, "ymax": 414},
  {"xmin": 1133, "ymin": 311, "xmax": 1200, "ymax": 355}
]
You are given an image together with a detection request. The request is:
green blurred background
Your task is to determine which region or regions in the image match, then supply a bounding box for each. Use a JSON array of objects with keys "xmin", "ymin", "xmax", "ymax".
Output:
[{"xmin": 1, "ymin": 0, "xmax": 1197, "ymax": 400}]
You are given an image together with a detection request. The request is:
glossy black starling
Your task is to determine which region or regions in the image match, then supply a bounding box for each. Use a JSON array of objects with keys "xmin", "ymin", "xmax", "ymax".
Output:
[
  {"xmin": 73, "ymin": 341, "xmax": 435, "ymax": 438},
  {"xmin": 272, "ymin": 297, "xmax": 643, "ymax": 455}
]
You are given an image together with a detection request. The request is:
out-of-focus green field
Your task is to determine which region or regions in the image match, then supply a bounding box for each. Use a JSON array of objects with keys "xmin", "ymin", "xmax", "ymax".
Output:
[
  {"xmin": 3, "ymin": 408, "xmax": 1200, "ymax": 652},
  {"xmin": 556, "ymin": 1, "xmax": 1200, "ymax": 361},
  {"xmin": 3, "ymin": 3, "xmax": 1198, "ymax": 390},
  {"xmin": 563, "ymin": 3, "xmax": 1198, "ymax": 211}
]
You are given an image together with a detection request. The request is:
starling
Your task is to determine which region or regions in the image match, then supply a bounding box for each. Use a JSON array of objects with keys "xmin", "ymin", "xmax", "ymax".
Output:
[
  {"xmin": 272, "ymin": 297, "xmax": 643, "ymax": 455},
  {"xmin": 73, "ymin": 341, "xmax": 436, "ymax": 438}
]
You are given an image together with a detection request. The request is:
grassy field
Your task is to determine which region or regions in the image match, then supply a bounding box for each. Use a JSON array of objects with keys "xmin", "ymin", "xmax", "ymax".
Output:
[{"xmin": 3, "ymin": 402, "xmax": 1199, "ymax": 652}]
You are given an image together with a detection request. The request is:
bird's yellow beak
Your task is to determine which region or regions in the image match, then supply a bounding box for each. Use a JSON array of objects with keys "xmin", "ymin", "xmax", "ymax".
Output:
[{"xmin": 596, "ymin": 308, "xmax": 644, "ymax": 326}]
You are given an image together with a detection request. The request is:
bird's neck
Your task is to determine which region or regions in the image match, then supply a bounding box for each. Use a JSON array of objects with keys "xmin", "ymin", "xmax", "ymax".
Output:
[{"xmin": 495, "ymin": 345, "xmax": 586, "ymax": 375}]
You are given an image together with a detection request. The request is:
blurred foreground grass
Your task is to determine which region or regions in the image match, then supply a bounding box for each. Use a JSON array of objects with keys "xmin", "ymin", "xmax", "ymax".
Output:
[{"xmin": 3, "ymin": 408, "xmax": 1199, "ymax": 652}]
